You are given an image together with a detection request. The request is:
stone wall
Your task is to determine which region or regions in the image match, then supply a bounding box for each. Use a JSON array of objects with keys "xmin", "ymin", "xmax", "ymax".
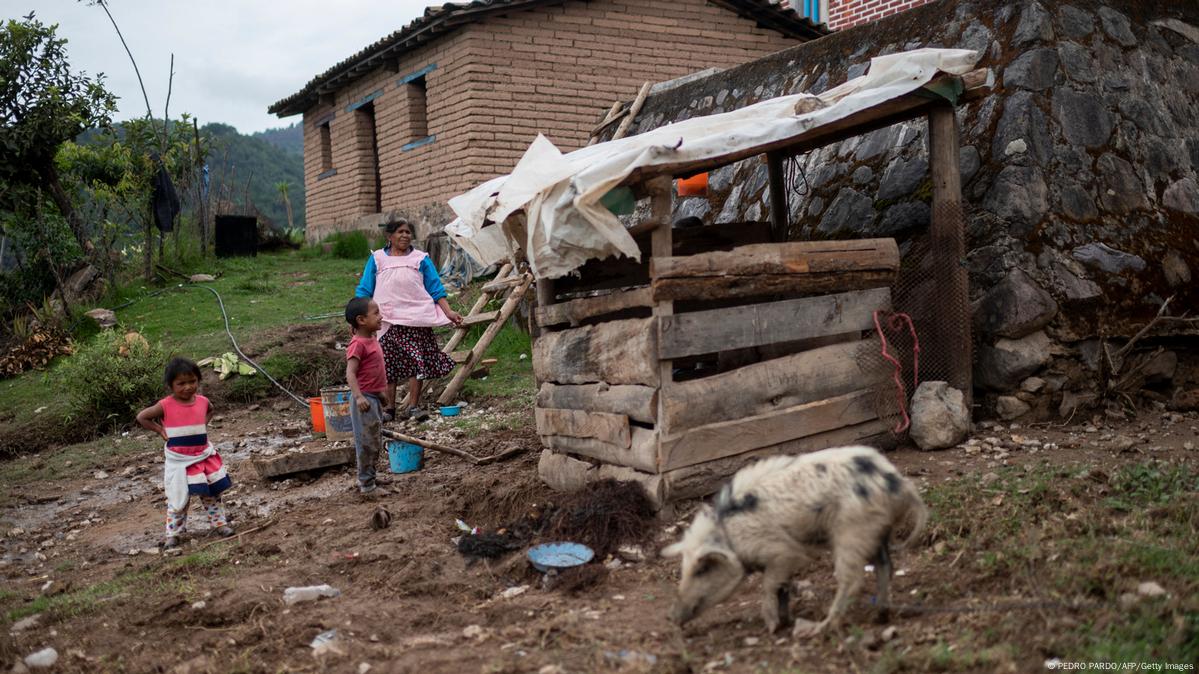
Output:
[
  {"xmin": 610, "ymin": 0, "xmax": 1199, "ymax": 419},
  {"xmin": 299, "ymin": 0, "xmax": 801, "ymax": 243}
]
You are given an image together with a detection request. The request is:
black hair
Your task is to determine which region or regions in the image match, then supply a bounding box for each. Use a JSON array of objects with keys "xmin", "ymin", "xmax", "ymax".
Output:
[
  {"xmin": 164, "ymin": 357, "xmax": 202, "ymax": 387},
  {"xmin": 345, "ymin": 296, "xmax": 372, "ymax": 330},
  {"xmin": 382, "ymin": 217, "xmax": 413, "ymax": 235}
]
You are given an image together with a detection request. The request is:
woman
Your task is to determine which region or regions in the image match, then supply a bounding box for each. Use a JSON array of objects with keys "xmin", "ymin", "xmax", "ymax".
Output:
[{"xmin": 355, "ymin": 218, "xmax": 463, "ymax": 420}]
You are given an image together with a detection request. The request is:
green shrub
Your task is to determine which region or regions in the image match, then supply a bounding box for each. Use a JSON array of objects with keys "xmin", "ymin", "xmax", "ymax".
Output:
[
  {"xmin": 328, "ymin": 231, "xmax": 371, "ymax": 259},
  {"xmin": 59, "ymin": 331, "xmax": 169, "ymax": 428}
]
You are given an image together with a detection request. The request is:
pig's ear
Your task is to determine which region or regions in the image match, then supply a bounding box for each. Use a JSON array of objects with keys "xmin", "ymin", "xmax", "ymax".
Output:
[
  {"xmin": 660, "ymin": 542, "xmax": 685, "ymax": 558},
  {"xmin": 694, "ymin": 547, "xmax": 735, "ymax": 575}
]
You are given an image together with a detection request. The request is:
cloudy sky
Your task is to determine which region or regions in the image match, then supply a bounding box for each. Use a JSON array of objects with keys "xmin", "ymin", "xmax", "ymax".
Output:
[{"xmin": 3, "ymin": 0, "xmax": 439, "ymax": 133}]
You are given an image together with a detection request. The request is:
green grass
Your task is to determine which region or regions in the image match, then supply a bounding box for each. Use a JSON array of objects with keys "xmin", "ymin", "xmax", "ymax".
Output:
[
  {"xmin": 0, "ymin": 435, "xmax": 157, "ymax": 505},
  {"xmin": 2, "ymin": 547, "xmax": 231, "ymax": 622},
  {"xmin": 918, "ymin": 459, "xmax": 1199, "ymax": 668}
]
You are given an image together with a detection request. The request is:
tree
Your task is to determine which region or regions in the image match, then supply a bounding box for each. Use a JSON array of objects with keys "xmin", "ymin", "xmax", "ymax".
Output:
[
  {"xmin": 276, "ymin": 181, "xmax": 294, "ymax": 230},
  {"xmin": 0, "ymin": 14, "xmax": 117, "ymax": 252}
]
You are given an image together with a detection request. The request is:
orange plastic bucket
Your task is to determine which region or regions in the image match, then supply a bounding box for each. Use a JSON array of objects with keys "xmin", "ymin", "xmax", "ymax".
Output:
[
  {"xmin": 308, "ymin": 397, "xmax": 326, "ymax": 434},
  {"xmin": 677, "ymin": 172, "xmax": 708, "ymax": 197}
]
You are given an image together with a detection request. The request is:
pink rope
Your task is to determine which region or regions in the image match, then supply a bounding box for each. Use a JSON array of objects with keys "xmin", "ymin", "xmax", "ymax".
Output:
[{"xmin": 874, "ymin": 311, "xmax": 920, "ymax": 434}]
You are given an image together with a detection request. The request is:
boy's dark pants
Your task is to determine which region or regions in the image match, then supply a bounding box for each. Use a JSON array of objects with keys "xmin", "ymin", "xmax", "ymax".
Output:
[{"xmin": 350, "ymin": 392, "xmax": 385, "ymax": 491}]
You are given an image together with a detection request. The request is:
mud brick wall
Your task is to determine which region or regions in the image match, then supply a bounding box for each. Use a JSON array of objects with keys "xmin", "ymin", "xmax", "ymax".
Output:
[
  {"xmin": 827, "ymin": 0, "xmax": 938, "ymax": 30},
  {"xmin": 610, "ymin": 0, "xmax": 1199, "ymax": 419},
  {"xmin": 300, "ymin": 0, "xmax": 801, "ymax": 243}
]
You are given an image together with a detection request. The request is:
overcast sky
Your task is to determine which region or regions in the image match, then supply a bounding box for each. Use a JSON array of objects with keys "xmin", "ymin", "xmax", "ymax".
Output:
[{"xmin": 3, "ymin": 0, "xmax": 438, "ymax": 133}]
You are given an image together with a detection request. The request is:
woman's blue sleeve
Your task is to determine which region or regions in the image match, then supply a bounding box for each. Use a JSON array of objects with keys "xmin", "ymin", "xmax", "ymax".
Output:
[
  {"xmin": 420, "ymin": 257, "xmax": 447, "ymax": 301},
  {"xmin": 355, "ymin": 256, "xmax": 377, "ymax": 298}
]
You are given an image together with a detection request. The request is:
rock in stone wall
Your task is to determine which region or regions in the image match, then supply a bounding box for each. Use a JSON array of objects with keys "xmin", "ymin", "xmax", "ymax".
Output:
[{"xmin": 602, "ymin": 0, "xmax": 1199, "ymax": 413}]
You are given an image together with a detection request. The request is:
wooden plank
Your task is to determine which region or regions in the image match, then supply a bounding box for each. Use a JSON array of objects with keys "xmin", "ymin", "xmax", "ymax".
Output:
[
  {"xmin": 551, "ymin": 222, "xmax": 774, "ymax": 298},
  {"xmin": 766, "ymin": 151, "xmax": 788, "ymax": 242},
  {"xmin": 459, "ymin": 310, "xmax": 499, "ymax": 327},
  {"xmin": 481, "ymin": 276, "xmax": 525, "ymax": 293},
  {"xmin": 653, "ymin": 269, "xmax": 895, "ymax": 302},
  {"xmin": 252, "ymin": 446, "xmax": 354, "ymax": 479},
  {"xmin": 537, "ymin": 382, "xmax": 657, "ymax": 424},
  {"xmin": 535, "ymin": 287, "xmax": 653, "ymax": 327},
  {"xmin": 928, "ymin": 104, "xmax": 972, "ymax": 405},
  {"xmin": 658, "ymin": 287, "xmax": 891, "ymax": 359},
  {"xmin": 618, "ymin": 69, "xmax": 991, "ymax": 186},
  {"xmin": 651, "ymin": 238, "xmax": 899, "ymax": 279},
  {"xmin": 649, "ymin": 176, "xmax": 675, "ymax": 438},
  {"xmin": 533, "ymin": 317, "xmax": 658, "ymax": 386},
  {"xmin": 536, "ymin": 407, "xmax": 632, "ymax": 448},
  {"xmin": 540, "ymin": 425, "xmax": 658, "ymax": 473},
  {"xmin": 662, "ymin": 337, "xmax": 886, "ymax": 431},
  {"xmin": 438, "ymin": 274, "xmax": 534, "ymax": 405},
  {"xmin": 444, "ymin": 262, "xmax": 512, "ymax": 354},
  {"xmin": 662, "ymin": 418, "xmax": 893, "ymax": 502},
  {"xmin": 612, "ymin": 81, "xmax": 652, "ymax": 140},
  {"xmin": 450, "ymin": 350, "xmax": 470, "ymax": 364},
  {"xmin": 537, "ymin": 450, "xmax": 665, "ymax": 506},
  {"xmin": 658, "ymin": 390, "xmax": 879, "ymax": 471}
]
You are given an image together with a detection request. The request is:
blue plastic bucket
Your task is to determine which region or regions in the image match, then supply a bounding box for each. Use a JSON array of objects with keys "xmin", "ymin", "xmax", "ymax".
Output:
[{"xmin": 387, "ymin": 440, "xmax": 424, "ymax": 474}]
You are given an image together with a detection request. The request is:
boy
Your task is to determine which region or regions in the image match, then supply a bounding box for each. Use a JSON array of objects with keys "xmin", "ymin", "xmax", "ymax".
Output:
[{"xmin": 344, "ymin": 297, "xmax": 391, "ymax": 495}]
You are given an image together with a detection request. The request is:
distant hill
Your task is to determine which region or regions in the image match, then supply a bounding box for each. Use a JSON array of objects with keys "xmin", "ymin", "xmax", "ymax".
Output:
[
  {"xmin": 77, "ymin": 121, "xmax": 305, "ymax": 230},
  {"xmin": 253, "ymin": 122, "xmax": 303, "ymax": 157},
  {"xmin": 205, "ymin": 122, "xmax": 304, "ymax": 229}
]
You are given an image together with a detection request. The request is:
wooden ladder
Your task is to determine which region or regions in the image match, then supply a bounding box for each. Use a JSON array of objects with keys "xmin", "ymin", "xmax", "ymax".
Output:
[{"xmin": 434, "ymin": 262, "xmax": 534, "ymax": 406}]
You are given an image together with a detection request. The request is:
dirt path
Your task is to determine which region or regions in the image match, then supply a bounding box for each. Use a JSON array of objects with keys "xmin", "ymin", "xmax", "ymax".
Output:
[{"xmin": 1, "ymin": 402, "xmax": 1196, "ymax": 673}]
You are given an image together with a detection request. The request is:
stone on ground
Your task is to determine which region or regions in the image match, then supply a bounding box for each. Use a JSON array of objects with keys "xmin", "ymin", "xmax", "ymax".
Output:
[{"xmin": 909, "ymin": 381, "xmax": 971, "ymax": 450}]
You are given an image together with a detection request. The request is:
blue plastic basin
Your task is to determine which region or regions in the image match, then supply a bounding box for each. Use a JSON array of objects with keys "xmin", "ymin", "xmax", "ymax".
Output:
[
  {"xmin": 439, "ymin": 405, "xmax": 461, "ymax": 417},
  {"xmin": 527, "ymin": 542, "xmax": 594, "ymax": 572},
  {"xmin": 386, "ymin": 440, "xmax": 424, "ymax": 474}
]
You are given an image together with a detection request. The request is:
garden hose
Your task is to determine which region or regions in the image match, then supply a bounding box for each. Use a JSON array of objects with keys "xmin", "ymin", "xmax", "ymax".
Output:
[{"xmin": 184, "ymin": 284, "xmax": 310, "ymax": 408}]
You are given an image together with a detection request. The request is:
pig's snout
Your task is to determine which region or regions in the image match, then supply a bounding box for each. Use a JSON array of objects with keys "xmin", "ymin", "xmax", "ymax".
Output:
[{"xmin": 669, "ymin": 601, "xmax": 696, "ymax": 625}]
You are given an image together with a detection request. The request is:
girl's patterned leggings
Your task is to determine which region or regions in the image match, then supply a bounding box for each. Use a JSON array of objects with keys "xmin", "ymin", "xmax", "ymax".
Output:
[{"xmin": 165, "ymin": 496, "xmax": 227, "ymax": 537}]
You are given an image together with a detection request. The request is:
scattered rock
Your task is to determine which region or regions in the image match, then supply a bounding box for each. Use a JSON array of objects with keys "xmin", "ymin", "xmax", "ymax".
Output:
[
  {"xmin": 1013, "ymin": 1, "xmax": 1054, "ymax": 47},
  {"xmin": 817, "ymin": 188, "xmax": 874, "ymax": 235},
  {"xmin": 1053, "ymin": 90, "xmax": 1113, "ymax": 149},
  {"xmin": 84, "ymin": 308, "xmax": 117, "ymax": 329},
  {"xmin": 1004, "ymin": 47, "xmax": 1058, "ymax": 91},
  {"xmin": 1163, "ymin": 178, "xmax": 1199, "ymax": 216},
  {"xmin": 984, "ymin": 166, "xmax": 1048, "ymax": 229},
  {"xmin": 881, "ymin": 626, "xmax": 899, "ymax": 642},
  {"xmin": 974, "ymin": 268, "xmax": 1058, "ymax": 339},
  {"xmin": 909, "ymin": 382, "xmax": 971, "ymax": 451},
  {"xmin": 1058, "ymin": 5, "xmax": 1095, "ymax": 39},
  {"xmin": 975, "ymin": 331, "xmax": 1052, "ymax": 390},
  {"xmin": 1097, "ymin": 6, "xmax": 1137, "ymax": 46},
  {"xmin": 500, "ymin": 585, "xmax": 529, "ymax": 599},
  {"xmin": 1110, "ymin": 435, "xmax": 1137, "ymax": 452},
  {"xmin": 1136, "ymin": 581, "xmax": 1166, "ymax": 598},
  {"xmin": 282, "ymin": 584, "xmax": 340, "ymax": 605},
  {"xmin": 23, "ymin": 649, "xmax": 58, "ymax": 670},
  {"xmin": 462, "ymin": 624, "xmax": 488, "ymax": 641},
  {"xmin": 616, "ymin": 545, "xmax": 646, "ymax": 563},
  {"xmin": 189, "ymin": 274, "xmax": 216, "ymax": 283},
  {"xmin": 1071, "ymin": 243, "xmax": 1145, "ymax": 275},
  {"xmin": 877, "ymin": 157, "xmax": 928, "ymax": 201},
  {"xmin": 1020, "ymin": 377, "xmax": 1046, "ymax": 393},
  {"xmin": 996, "ymin": 396, "xmax": 1032, "ymax": 421},
  {"xmin": 10, "ymin": 614, "xmax": 41, "ymax": 633},
  {"xmin": 980, "ymin": 472, "xmax": 1000, "ymax": 486}
]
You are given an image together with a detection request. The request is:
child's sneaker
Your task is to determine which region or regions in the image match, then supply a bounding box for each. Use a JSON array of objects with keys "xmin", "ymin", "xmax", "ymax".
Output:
[
  {"xmin": 214, "ymin": 525, "xmax": 235, "ymax": 538},
  {"xmin": 381, "ymin": 407, "xmax": 396, "ymax": 423},
  {"xmin": 359, "ymin": 484, "xmax": 391, "ymax": 497}
]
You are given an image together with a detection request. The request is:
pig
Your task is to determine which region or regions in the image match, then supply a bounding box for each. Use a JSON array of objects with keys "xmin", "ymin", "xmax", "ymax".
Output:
[{"xmin": 660, "ymin": 445, "xmax": 927, "ymax": 638}]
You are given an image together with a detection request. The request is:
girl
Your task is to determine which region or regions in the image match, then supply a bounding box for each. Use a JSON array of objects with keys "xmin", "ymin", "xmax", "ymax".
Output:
[
  {"xmin": 355, "ymin": 218, "xmax": 463, "ymax": 420},
  {"xmin": 136, "ymin": 357, "xmax": 234, "ymax": 548},
  {"xmin": 344, "ymin": 296, "xmax": 390, "ymax": 495}
]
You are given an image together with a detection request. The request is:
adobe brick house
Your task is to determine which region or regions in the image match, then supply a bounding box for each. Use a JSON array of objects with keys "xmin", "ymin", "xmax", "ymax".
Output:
[
  {"xmin": 780, "ymin": 0, "xmax": 938, "ymax": 30},
  {"xmin": 269, "ymin": 0, "xmax": 824, "ymax": 244}
]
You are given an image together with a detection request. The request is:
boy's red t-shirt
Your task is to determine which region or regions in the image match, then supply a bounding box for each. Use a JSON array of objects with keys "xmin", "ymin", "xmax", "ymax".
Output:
[{"xmin": 346, "ymin": 335, "xmax": 387, "ymax": 395}]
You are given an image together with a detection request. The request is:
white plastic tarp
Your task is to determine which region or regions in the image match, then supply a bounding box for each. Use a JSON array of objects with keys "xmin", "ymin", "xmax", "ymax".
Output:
[{"xmin": 445, "ymin": 48, "xmax": 980, "ymax": 279}]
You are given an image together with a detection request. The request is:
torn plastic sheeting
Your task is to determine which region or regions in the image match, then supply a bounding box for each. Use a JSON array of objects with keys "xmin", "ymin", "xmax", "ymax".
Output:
[{"xmin": 444, "ymin": 48, "xmax": 980, "ymax": 280}]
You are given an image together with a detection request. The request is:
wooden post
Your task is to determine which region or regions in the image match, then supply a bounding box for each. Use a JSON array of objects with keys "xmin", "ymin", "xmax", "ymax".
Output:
[
  {"xmin": 647, "ymin": 176, "xmax": 674, "ymax": 447},
  {"xmin": 438, "ymin": 273, "xmax": 534, "ymax": 405},
  {"xmin": 766, "ymin": 151, "xmax": 788, "ymax": 242},
  {"xmin": 927, "ymin": 105, "xmax": 972, "ymax": 408}
]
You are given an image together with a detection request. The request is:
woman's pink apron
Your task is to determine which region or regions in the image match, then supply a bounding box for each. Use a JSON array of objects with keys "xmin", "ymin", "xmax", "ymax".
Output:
[{"xmin": 372, "ymin": 248, "xmax": 450, "ymax": 332}]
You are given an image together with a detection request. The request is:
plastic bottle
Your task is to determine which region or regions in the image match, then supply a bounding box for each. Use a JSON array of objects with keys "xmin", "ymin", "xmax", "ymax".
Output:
[{"xmin": 282, "ymin": 584, "xmax": 341, "ymax": 605}]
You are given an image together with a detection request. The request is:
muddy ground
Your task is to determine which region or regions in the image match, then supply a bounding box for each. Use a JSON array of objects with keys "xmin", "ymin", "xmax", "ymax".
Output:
[{"xmin": 1, "ymin": 399, "xmax": 1196, "ymax": 673}]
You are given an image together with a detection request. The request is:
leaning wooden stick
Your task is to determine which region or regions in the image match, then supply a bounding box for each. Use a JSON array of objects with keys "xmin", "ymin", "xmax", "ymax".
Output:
[
  {"xmin": 381, "ymin": 429, "xmax": 523, "ymax": 466},
  {"xmin": 197, "ymin": 519, "xmax": 277, "ymax": 549}
]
